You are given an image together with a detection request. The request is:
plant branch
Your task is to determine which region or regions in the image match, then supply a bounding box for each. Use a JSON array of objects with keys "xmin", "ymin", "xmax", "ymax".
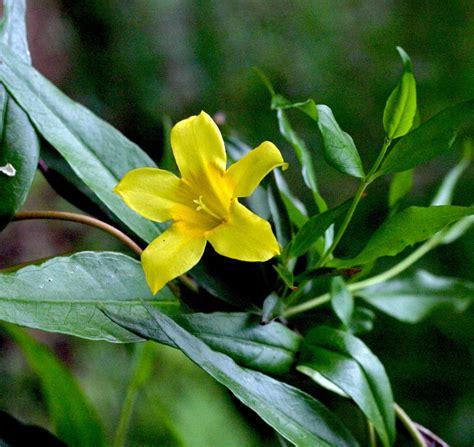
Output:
[
  {"xmin": 394, "ymin": 403, "xmax": 426, "ymax": 447},
  {"xmin": 14, "ymin": 211, "xmax": 143, "ymax": 256},
  {"xmin": 316, "ymin": 137, "xmax": 392, "ymax": 268},
  {"xmin": 283, "ymin": 231, "xmax": 443, "ymax": 318}
]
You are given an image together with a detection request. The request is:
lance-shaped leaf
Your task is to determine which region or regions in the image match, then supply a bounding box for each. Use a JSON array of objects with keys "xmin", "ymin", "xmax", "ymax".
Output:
[
  {"xmin": 106, "ymin": 305, "xmax": 359, "ymax": 447},
  {"xmin": 388, "ymin": 170, "xmax": 413, "ymax": 209},
  {"xmin": 256, "ymin": 70, "xmax": 327, "ymax": 212},
  {"xmin": 357, "ymin": 270, "xmax": 473, "ymax": 323},
  {"xmin": 297, "ymin": 326, "xmax": 395, "ymax": 447},
  {"xmin": 331, "ymin": 205, "xmax": 474, "ymax": 267},
  {"xmin": 0, "ymin": 0, "xmax": 40, "ymax": 230},
  {"xmin": 0, "ymin": 251, "xmax": 300, "ymax": 374},
  {"xmin": 0, "ymin": 43, "xmax": 162, "ymax": 242},
  {"xmin": 316, "ymin": 105, "xmax": 365, "ymax": 178},
  {"xmin": 178, "ymin": 312, "xmax": 302, "ymax": 375},
  {"xmin": 380, "ymin": 100, "xmax": 474, "ymax": 174},
  {"xmin": 289, "ymin": 199, "xmax": 351, "ymax": 258},
  {"xmin": 3, "ymin": 324, "xmax": 106, "ymax": 447},
  {"xmin": 383, "ymin": 47, "xmax": 417, "ymax": 139},
  {"xmin": 271, "ymin": 92, "xmax": 365, "ymax": 179},
  {"xmin": 0, "ymin": 252, "xmax": 180, "ymax": 343},
  {"xmin": 331, "ymin": 277, "xmax": 354, "ymax": 327}
]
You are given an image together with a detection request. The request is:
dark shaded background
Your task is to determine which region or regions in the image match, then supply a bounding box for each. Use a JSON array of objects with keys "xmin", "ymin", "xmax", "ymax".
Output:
[{"xmin": 0, "ymin": 1, "xmax": 473, "ymax": 445}]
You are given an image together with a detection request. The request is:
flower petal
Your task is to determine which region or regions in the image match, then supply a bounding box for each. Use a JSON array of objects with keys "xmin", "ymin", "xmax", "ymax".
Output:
[
  {"xmin": 225, "ymin": 141, "xmax": 287, "ymax": 198},
  {"xmin": 142, "ymin": 223, "xmax": 207, "ymax": 294},
  {"xmin": 114, "ymin": 167, "xmax": 193, "ymax": 222},
  {"xmin": 171, "ymin": 111, "xmax": 226, "ymax": 184},
  {"xmin": 207, "ymin": 201, "xmax": 280, "ymax": 261}
]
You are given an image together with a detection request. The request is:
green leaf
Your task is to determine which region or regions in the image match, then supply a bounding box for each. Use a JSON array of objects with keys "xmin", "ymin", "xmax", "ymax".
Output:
[
  {"xmin": 267, "ymin": 179, "xmax": 292, "ymax": 247},
  {"xmin": 331, "ymin": 277, "xmax": 354, "ymax": 327},
  {"xmin": 271, "ymin": 94, "xmax": 319, "ymax": 121},
  {"xmin": 297, "ymin": 326, "xmax": 395, "ymax": 447},
  {"xmin": 380, "ymin": 100, "xmax": 474, "ymax": 174},
  {"xmin": 388, "ymin": 170, "xmax": 413, "ymax": 209},
  {"xmin": 0, "ymin": 43, "xmax": 162, "ymax": 242},
  {"xmin": 256, "ymin": 70, "xmax": 327, "ymax": 212},
  {"xmin": 39, "ymin": 140, "xmax": 128, "ymax": 229},
  {"xmin": 348, "ymin": 307, "xmax": 376, "ymax": 335},
  {"xmin": 274, "ymin": 169, "xmax": 308, "ymax": 229},
  {"xmin": 2, "ymin": 324, "xmax": 106, "ymax": 447},
  {"xmin": 332, "ymin": 205, "xmax": 474, "ymax": 267},
  {"xmin": 0, "ymin": 251, "xmax": 179, "ymax": 342},
  {"xmin": 0, "ymin": 0, "xmax": 40, "ymax": 230},
  {"xmin": 290, "ymin": 199, "xmax": 351, "ymax": 258},
  {"xmin": 316, "ymin": 105, "xmax": 365, "ymax": 178},
  {"xmin": 179, "ymin": 312, "xmax": 302, "ymax": 375},
  {"xmin": 431, "ymin": 141, "xmax": 471, "ymax": 206},
  {"xmin": 383, "ymin": 47, "xmax": 417, "ymax": 139},
  {"xmin": 357, "ymin": 270, "xmax": 473, "ymax": 323},
  {"xmin": 107, "ymin": 305, "xmax": 360, "ymax": 447},
  {"xmin": 0, "ymin": 410, "xmax": 66, "ymax": 446},
  {"xmin": 0, "ymin": 0, "xmax": 30, "ymax": 63}
]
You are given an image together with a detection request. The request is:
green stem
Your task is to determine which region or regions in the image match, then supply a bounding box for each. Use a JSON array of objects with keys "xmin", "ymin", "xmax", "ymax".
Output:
[
  {"xmin": 316, "ymin": 138, "xmax": 392, "ymax": 268},
  {"xmin": 315, "ymin": 181, "xmax": 367, "ymax": 267},
  {"xmin": 368, "ymin": 421, "xmax": 377, "ymax": 447},
  {"xmin": 112, "ymin": 343, "xmax": 154, "ymax": 447},
  {"xmin": 283, "ymin": 231, "xmax": 442, "ymax": 318},
  {"xmin": 394, "ymin": 403, "xmax": 426, "ymax": 447}
]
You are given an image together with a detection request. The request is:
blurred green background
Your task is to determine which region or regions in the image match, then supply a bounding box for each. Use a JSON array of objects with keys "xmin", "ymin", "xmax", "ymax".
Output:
[{"xmin": 0, "ymin": 0, "xmax": 473, "ymax": 445}]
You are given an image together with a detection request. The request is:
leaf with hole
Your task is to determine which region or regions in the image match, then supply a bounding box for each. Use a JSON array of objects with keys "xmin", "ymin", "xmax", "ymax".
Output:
[{"xmin": 0, "ymin": 0, "xmax": 40, "ymax": 230}]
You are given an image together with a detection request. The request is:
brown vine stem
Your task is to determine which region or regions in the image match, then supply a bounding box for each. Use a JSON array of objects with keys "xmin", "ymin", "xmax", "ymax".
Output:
[
  {"xmin": 14, "ymin": 210, "xmax": 143, "ymax": 256},
  {"xmin": 12, "ymin": 211, "xmax": 197, "ymax": 295}
]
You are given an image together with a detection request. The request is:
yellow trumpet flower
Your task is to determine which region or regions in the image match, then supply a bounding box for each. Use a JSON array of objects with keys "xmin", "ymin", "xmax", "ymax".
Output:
[{"xmin": 114, "ymin": 111, "xmax": 287, "ymax": 294}]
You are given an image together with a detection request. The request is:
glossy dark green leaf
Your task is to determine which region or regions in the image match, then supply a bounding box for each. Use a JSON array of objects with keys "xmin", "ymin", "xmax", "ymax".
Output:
[
  {"xmin": 179, "ymin": 312, "xmax": 302, "ymax": 374},
  {"xmin": 297, "ymin": 326, "xmax": 395, "ymax": 447},
  {"xmin": 330, "ymin": 277, "xmax": 354, "ymax": 327},
  {"xmin": 0, "ymin": 252, "xmax": 179, "ymax": 342},
  {"xmin": 290, "ymin": 200, "xmax": 351, "ymax": 258},
  {"xmin": 357, "ymin": 270, "xmax": 473, "ymax": 323},
  {"xmin": 380, "ymin": 100, "xmax": 474, "ymax": 174},
  {"xmin": 383, "ymin": 47, "xmax": 417, "ymax": 139},
  {"xmin": 271, "ymin": 94, "xmax": 319, "ymax": 121},
  {"xmin": 107, "ymin": 305, "xmax": 359, "ymax": 447},
  {"xmin": 0, "ymin": 410, "xmax": 66, "ymax": 447},
  {"xmin": 267, "ymin": 179, "xmax": 292, "ymax": 247},
  {"xmin": 332, "ymin": 205, "xmax": 474, "ymax": 267},
  {"xmin": 0, "ymin": 43, "xmax": 162, "ymax": 242},
  {"xmin": 274, "ymin": 169, "xmax": 308, "ymax": 229},
  {"xmin": 316, "ymin": 105, "xmax": 365, "ymax": 178},
  {"xmin": 256, "ymin": 70, "xmax": 327, "ymax": 212},
  {"xmin": 3, "ymin": 324, "xmax": 106, "ymax": 447},
  {"xmin": 0, "ymin": 0, "xmax": 39, "ymax": 230}
]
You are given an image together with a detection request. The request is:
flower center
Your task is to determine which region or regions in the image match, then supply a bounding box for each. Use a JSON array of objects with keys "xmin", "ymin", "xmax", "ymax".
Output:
[{"xmin": 193, "ymin": 195, "xmax": 222, "ymax": 220}]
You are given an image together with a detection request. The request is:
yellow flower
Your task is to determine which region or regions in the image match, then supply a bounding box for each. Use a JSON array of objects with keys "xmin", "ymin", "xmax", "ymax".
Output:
[{"xmin": 114, "ymin": 111, "xmax": 287, "ymax": 294}]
